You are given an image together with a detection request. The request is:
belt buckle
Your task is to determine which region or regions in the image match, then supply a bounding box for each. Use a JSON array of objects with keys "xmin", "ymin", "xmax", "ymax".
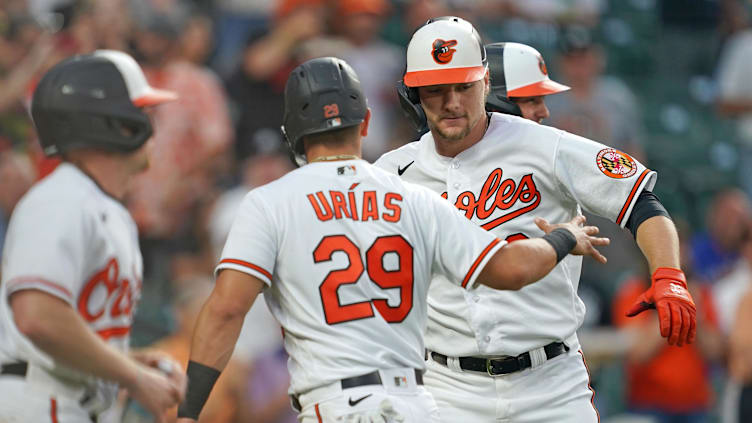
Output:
[
  {"xmin": 486, "ymin": 354, "xmax": 525, "ymax": 376},
  {"xmin": 485, "ymin": 358, "xmax": 497, "ymax": 376},
  {"xmin": 485, "ymin": 357, "xmax": 507, "ymax": 376}
]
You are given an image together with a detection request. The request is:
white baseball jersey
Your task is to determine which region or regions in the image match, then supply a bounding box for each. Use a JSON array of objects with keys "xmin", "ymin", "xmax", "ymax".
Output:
[
  {"xmin": 216, "ymin": 159, "xmax": 505, "ymax": 394},
  {"xmin": 375, "ymin": 112, "xmax": 656, "ymax": 357},
  {"xmin": 0, "ymin": 163, "xmax": 142, "ymax": 409}
]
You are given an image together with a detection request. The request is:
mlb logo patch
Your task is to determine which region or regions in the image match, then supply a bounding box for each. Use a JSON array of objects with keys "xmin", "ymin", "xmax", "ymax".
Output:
[
  {"xmin": 337, "ymin": 165, "xmax": 357, "ymax": 176},
  {"xmin": 394, "ymin": 376, "xmax": 407, "ymax": 387}
]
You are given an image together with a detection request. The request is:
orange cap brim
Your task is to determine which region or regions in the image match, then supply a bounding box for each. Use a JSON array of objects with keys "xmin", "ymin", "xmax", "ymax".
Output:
[
  {"xmin": 133, "ymin": 88, "xmax": 179, "ymax": 107},
  {"xmin": 404, "ymin": 66, "xmax": 486, "ymax": 87},
  {"xmin": 507, "ymin": 79, "xmax": 570, "ymax": 97}
]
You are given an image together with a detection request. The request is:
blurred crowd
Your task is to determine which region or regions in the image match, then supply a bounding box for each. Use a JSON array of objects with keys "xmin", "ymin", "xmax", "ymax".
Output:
[{"xmin": 1, "ymin": 0, "xmax": 752, "ymax": 422}]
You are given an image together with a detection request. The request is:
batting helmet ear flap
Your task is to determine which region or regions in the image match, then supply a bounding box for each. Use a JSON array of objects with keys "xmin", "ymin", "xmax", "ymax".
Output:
[
  {"xmin": 485, "ymin": 93, "xmax": 522, "ymax": 117},
  {"xmin": 397, "ymin": 80, "xmax": 428, "ymax": 135},
  {"xmin": 280, "ymin": 124, "xmax": 307, "ymax": 168},
  {"xmin": 484, "ymin": 43, "xmax": 522, "ymax": 117}
]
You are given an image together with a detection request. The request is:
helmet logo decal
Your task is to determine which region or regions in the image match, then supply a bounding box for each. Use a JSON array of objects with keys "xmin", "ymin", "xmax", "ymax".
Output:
[
  {"xmin": 596, "ymin": 148, "xmax": 637, "ymax": 178},
  {"xmin": 326, "ymin": 118, "xmax": 342, "ymax": 128},
  {"xmin": 432, "ymin": 39, "xmax": 458, "ymax": 64},
  {"xmin": 323, "ymin": 103, "xmax": 340, "ymax": 118},
  {"xmin": 538, "ymin": 56, "xmax": 548, "ymax": 76}
]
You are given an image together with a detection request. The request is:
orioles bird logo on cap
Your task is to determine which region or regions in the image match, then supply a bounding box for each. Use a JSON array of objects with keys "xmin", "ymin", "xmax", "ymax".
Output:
[
  {"xmin": 432, "ymin": 39, "xmax": 458, "ymax": 64},
  {"xmin": 538, "ymin": 56, "xmax": 548, "ymax": 76}
]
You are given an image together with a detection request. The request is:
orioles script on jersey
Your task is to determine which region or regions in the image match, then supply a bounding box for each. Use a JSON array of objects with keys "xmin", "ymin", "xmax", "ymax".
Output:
[
  {"xmin": 444, "ymin": 169, "xmax": 541, "ymax": 231},
  {"xmin": 78, "ymin": 257, "xmax": 139, "ymax": 340},
  {"xmin": 307, "ymin": 187, "xmax": 402, "ymax": 222}
]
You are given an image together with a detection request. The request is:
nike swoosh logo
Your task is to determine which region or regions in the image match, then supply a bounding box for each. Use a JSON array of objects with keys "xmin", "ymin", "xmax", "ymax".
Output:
[
  {"xmin": 397, "ymin": 161, "xmax": 414, "ymax": 176},
  {"xmin": 348, "ymin": 394, "xmax": 372, "ymax": 406}
]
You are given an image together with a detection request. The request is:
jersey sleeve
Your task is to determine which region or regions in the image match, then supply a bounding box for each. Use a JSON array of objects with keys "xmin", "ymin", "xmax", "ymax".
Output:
[
  {"xmin": 215, "ymin": 190, "xmax": 277, "ymax": 286},
  {"xmin": 2, "ymin": 199, "xmax": 89, "ymax": 305},
  {"xmin": 413, "ymin": 187, "xmax": 506, "ymax": 290},
  {"xmin": 553, "ymin": 131, "xmax": 657, "ymax": 227}
]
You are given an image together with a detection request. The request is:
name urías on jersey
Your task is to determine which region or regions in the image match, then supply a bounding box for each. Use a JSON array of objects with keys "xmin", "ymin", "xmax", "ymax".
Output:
[{"xmin": 307, "ymin": 189, "xmax": 402, "ymax": 222}]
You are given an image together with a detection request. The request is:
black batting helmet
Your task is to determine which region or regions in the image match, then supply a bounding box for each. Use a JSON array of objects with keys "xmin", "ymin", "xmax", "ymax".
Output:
[
  {"xmin": 281, "ymin": 57, "xmax": 367, "ymax": 167},
  {"xmin": 31, "ymin": 50, "xmax": 177, "ymax": 157}
]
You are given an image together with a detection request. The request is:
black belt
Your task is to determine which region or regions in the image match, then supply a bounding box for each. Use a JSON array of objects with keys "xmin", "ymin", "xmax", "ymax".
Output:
[
  {"xmin": 290, "ymin": 369, "xmax": 423, "ymax": 412},
  {"xmin": 341, "ymin": 369, "xmax": 423, "ymax": 389},
  {"xmin": 430, "ymin": 341, "xmax": 569, "ymax": 376},
  {"xmin": 0, "ymin": 361, "xmax": 27, "ymax": 377}
]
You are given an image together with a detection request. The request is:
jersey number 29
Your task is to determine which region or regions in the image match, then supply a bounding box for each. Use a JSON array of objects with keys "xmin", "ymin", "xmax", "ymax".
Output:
[{"xmin": 313, "ymin": 235, "xmax": 414, "ymax": 325}]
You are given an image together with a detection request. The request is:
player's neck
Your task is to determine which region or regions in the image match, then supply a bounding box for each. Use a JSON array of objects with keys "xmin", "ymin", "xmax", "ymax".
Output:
[
  {"xmin": 67, "ymin": 154, "xmax": 132, "ymax": 201},
  {"xmin": 306, "ymin": 144, "xmax": 361, "ymax": 163},
  {"xmin": 432, "ymin": 113, "xmax": 490, "ymax": 158}
]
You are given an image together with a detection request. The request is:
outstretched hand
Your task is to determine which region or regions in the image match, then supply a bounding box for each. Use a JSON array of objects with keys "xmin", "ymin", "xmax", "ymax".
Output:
[
  {"xmin": 625, "ymin": 268, "xmax": 696, "ymax": 346},
  {"xmin": 534, "ymin": 215, "xmax": 610, "ymax": 263}
]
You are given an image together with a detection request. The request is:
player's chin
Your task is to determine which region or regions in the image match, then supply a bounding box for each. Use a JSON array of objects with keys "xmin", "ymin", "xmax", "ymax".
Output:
[{"xmin": 436, "ymin": 125, "xmax": 470, "ymax": 140}]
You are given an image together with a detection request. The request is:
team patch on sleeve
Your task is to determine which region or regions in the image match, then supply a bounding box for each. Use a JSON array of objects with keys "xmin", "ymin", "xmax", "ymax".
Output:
[{"xmin": 596, "ymin": 148, "xmax": 637, "ymax": 179}]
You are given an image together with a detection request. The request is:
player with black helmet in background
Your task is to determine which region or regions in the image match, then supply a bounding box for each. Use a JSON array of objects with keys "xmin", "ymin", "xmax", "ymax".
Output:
[{"xmin": 0, "ymin": 50, "xmax": 185, "ymax": 423}]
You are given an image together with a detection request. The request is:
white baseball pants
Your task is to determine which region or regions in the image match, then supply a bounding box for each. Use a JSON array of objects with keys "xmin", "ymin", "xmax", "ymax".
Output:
[
  {"xmin": 296, "ymin": 367, "xmax": 440, "ymax": 422},
  {"xmin": 424, "ymin": 346, "xmax": 599, "ymax": 422},
  {"xmin": 0, "ymin": 377, "xmax": 95, "ymax": 422}
]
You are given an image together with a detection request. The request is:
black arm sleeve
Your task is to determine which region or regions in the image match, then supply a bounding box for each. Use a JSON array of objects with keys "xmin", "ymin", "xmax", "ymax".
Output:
[{"xmin": 625, "ymin": 190, "xmax": 670, "ymax": 237}]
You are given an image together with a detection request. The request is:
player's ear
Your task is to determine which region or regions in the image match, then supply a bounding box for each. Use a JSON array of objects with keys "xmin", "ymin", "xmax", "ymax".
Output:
[
  {"xmin": 483, "ymin": 70, "xmax": 490, "ymax": 96},
  {"xmin": 360, "ymin": 108, "xmax": 371, "ymax": 137}
]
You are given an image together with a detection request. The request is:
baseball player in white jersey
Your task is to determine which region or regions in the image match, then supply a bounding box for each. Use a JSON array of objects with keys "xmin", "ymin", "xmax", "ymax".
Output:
[
  {"xmin": 378, "ymin": 17, "xmax": 698, "ymax": 422},
  {"xmin": 0, "ymin": 50, "xmax": 185, "ymax": 422},
  {"xmin": 176, "ymin": 57, "xmax": 608, "ymax": 423}
]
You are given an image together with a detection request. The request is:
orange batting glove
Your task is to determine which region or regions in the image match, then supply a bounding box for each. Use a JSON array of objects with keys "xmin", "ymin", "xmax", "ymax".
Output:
[{"xmin": 625, "ymin": 267, "xmax": 696, "ymax": 346}]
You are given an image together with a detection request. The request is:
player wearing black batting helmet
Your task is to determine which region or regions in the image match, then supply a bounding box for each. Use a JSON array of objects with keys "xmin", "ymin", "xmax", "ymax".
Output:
[
  {"xmin": 1, "ymin": 50, "xmax": 184, "ymax": 423},
  {"xmin": 31, "ymin": 50, "xmax": 176, "ymax": 156},
  {"xmin": 281, "ymin": 57, "xmax": 368, "ymax": 167},
  {"xmin": 177, "ymin": 52, "xmax": 607, "ymax": 423}
]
